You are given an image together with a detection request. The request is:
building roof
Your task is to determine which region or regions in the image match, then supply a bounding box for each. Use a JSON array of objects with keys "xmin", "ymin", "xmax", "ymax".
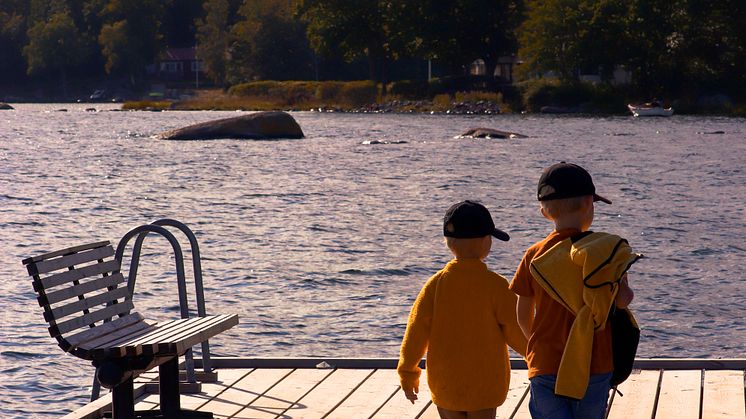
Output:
[{"xmin": 161, "ymin": 47, "xmax": 196, "ymax": 62}]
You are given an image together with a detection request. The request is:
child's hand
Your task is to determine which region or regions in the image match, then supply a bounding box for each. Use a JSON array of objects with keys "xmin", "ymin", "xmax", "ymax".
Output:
[
  {"xmin": 402, "ymin": 386, "xmax": 419, "ymax": 404},
  {"xmin": 615, "ymin": 274, "xmax": 634, "ymax": 308}
]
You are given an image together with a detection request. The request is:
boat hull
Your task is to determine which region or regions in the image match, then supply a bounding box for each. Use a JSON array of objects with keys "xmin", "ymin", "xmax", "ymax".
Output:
[{"xmin": 628, "ymin": 104, "xmax": 674, "ymax": 117}]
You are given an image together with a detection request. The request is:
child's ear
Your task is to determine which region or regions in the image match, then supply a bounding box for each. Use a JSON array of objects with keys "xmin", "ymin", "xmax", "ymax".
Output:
[{"xmin": 540, "ymin": 205, "xmax": 552, "ymax": 220}]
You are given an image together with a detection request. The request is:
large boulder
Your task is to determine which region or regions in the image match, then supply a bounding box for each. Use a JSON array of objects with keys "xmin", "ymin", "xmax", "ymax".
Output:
[
  {"xmin": 159, "ymin": 111, "xmax": 304, "ymax": 140},
  {"xmin": 460, "ymin": 127, "xmax": 527, "ymax": 139},
  {"xmin": 0, "ymin": 103, "xmax": 14, "ymax": 110}
]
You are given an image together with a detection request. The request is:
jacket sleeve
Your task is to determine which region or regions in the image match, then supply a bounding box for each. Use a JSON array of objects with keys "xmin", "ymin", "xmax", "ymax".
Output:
[
  {"xmin": 397, "ymin": 274, "xmax": 436, "ymax": 389},
  {"xmin": 498, "ymin": 281, "xmax": 528, "ymax": 357}
]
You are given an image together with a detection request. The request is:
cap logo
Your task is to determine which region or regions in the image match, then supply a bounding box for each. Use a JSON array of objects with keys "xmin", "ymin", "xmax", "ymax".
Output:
[{"xmin": 446, "ymin": 223, "xmax": 455, "ymax": 234}]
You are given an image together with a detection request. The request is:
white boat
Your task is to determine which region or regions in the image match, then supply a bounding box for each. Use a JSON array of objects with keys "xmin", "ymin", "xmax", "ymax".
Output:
[{"xmin": 628, "ymin": 104, "xmax": 674, "ymax": 117}]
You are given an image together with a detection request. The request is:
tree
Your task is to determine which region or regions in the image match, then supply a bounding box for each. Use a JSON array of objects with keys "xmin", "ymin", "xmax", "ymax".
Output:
[
  {"xmin": 622, "ymin": 0, "xmax": 688, "ymax": 96},
  {"xmin": 518, "ymin": 0, "xmax": 597, "ymax": 81},
  {"xmin": 227, "ymin": 0, "xmax": 313, "ymax": 83},
  {"xmin": 23, "ymin": 11, "xmax": 86, "ymax": 95},
  {"xmin": 196, "ymin": 0, "xmax": 239, "ymax": 85},
  {"xmin": 300, "ymin": 0, "xmax": 392, "ymax": 83},
  {"xmin": 391, "ymin": 0, "xmax": 524, "ymax": 76},
  {"xmin": 98, "ymin": 0, "xmax": 165, "ymax": 85},
  {"xmin": 681, "ymin": 0, "xmax": 746, "ymax": 98},
  {"xmin": 0, "ymin": 1, "xmax": 29, "ymax": 83}
]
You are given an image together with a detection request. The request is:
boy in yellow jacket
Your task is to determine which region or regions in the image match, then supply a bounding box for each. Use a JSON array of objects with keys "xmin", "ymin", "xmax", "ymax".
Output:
[
  {"xmin": 398, "ymin": 200, "xmax": 527, "ymax": 419},
  {"xmin": 510, "ymin": 162, "xmax": 635, "ymax": 418}
]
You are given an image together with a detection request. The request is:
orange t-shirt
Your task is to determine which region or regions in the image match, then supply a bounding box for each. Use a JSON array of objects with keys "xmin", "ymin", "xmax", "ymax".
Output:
[{"xmin": 510, "ymin": 228, "xmax": 613, "ymax": 378}]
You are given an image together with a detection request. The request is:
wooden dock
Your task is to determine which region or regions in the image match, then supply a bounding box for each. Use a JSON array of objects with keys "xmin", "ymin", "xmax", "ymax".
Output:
[{"xmin": 63, "ymin": 358, "xmax": 746, "ymax": 418}]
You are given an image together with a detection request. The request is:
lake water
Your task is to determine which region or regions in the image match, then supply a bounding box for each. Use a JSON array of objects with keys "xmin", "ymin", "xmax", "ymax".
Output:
[{"xmin": 1, "ymin": 104, "xmax": 744, "ymax": 417}]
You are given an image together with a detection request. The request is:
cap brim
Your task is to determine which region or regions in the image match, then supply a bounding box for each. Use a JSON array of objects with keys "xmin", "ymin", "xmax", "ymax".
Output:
[
  {"xmin": 492, "ymin": 228, "xmax": 510, "ymax": 241},
  {"xmin": 594, "ymin": 194, "xmax": 612, "ymax": 204}
]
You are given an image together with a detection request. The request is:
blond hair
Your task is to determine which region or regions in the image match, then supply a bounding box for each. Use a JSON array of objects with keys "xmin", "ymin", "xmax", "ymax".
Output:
[
  {"xmin": 445, "ymin": 236, "xmax": 489, "ymax": 259},
  {"xmin": 540, "ymin": 196, "xmax": 589, "ymax": 219}
]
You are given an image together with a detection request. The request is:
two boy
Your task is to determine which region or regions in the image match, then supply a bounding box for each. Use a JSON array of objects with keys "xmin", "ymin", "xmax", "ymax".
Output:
[{"xmin": 398, "ymin": 163, "xmax": 636, "ymax": 419}]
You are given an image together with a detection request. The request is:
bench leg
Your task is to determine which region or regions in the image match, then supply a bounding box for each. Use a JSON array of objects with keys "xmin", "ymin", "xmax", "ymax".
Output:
[
  {"xmin": 159, "ymin": 356, "xmax": 181, "ymax": 416},
  {"xmin": 111, "ymin": 375, "xmax": 135, "ymax": 419}
]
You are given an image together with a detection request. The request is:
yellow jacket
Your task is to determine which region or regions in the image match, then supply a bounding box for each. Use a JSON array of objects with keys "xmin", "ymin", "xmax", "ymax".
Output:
[
  {"xmin": 397, "ymin": 259, "xmax": 527, "ymax": 411},
  {"xmin": 529, "ymin": 232, "xmax": 642, "ymax": 399}
]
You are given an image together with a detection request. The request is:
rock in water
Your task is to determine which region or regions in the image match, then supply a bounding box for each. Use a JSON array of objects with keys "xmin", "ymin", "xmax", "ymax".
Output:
[
  {"xmin": 460, "ymin": 127, "xmax": 528, "ymax": 139},
  {"xmin": 159, "ymin": 111, "xmax": 304, "ymax": 140},
  {"xmin": 0, "ymin": 103, "xmax": 15, "ymax": 110}
]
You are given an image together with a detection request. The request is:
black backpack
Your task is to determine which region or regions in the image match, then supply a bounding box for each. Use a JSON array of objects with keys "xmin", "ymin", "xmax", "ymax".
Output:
[{"xmin": 608, "ymin": 304, "xmax": 640, "ymax": 386}]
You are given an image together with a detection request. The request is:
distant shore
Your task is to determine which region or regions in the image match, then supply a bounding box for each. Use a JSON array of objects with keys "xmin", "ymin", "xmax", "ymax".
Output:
[{"xmin": 4, "ymin": 81, "xmax": 745, "ymax": 116}]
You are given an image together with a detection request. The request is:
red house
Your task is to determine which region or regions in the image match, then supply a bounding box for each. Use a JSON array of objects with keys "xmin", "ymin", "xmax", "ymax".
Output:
[{"xmin": 152, "ymin": 47, "xmax": 205, "ymax": 83}]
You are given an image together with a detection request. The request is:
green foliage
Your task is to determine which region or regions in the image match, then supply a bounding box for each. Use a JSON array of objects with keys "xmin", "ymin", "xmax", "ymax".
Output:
[
  {"xmin": 336, "ymin": 80, "xmax": 378, "ymax": 106},
  {"xmin": 121, "ymin": 100, "xmax": 172, "ymax": 110},
  {"xmin": 227, "ymin": 80, "xmax": 377, "ymax": 107},
  {"xmin": 386, "ymin": 80, "xmax": 430, "ymax": 99},
  {"xmin": 390, "ymin": 0, "xmax": 523, "ymax": 74},
  {"xmin": 196, "ymin": 0, "xmax": 232, "ymax": 85},
  {"xmin": 23, "ymin": 11, "xmax": 86, "ymax": 76},
  {"xmin": 299, "ymin": 0, "xmax": 391, "ymax": 82},
  {"xmin": 519, "ymin": 79, "xmax": 625, "ymax": 112},
  {"xmin": 98, "ymin": 0, "xmax": 165, "ymax": 82}
]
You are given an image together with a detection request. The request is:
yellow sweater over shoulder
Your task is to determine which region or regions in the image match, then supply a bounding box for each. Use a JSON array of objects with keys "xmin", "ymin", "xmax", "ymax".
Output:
[{"xmin": 397, "ymin": 259, "xmax": 527, "ymax": 411}]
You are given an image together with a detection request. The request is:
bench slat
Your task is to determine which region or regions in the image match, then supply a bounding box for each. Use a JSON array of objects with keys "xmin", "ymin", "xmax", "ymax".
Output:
[
  {"xmin": 81, "ymin": 320, "xmax": 157, "ymax": 358},
  {"xmin": 46, "ymin": 286, "xmax": 131, "ymax": 322},
  {"xmin": 135, "ymin": 317, "xmax": 221, "ymax": 355},
  {"xmin": 22, "ymin": 241, "xmax": 111, "ymax": 265},
  {"xmin": 29, "ymin": 245, "xmax": 115, "ymax": 276},
  {"xmin": 95, "ymin": 318, "xmax": 186, "ymax": 359},
  {"xmin": 65, "ymin": 313, "xmax": 146, "ymax": 352},
  {"xmin": 174, "ymin": 314, "xmax": 239, "ymax": 354},
  {"xmin": 37, "ymin": 259, "xmax": 121, "ymax": 291},
  {"xmin": 41, "ymin": 273, "xmax": 126, "ymax": 305},
  {"xmin": 52, "ymin": 299, "xmax": 135, "ymax": 336}
]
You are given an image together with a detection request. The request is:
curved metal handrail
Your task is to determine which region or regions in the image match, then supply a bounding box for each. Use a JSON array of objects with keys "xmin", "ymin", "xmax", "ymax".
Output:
[
  {"xmin": 148, "ymin": 219, "xmax": 213, "ymax": 373},
  {"xmin": 90, "ymin": 221, "xmax": 219, "ymax": 402}
]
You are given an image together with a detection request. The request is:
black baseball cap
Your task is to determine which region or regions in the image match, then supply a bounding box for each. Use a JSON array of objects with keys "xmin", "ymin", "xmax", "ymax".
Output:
[
  {"xmin": 443, "ymin": 200, "xmax": 510, "ymax": 241},
  {"xmin": 537, "ymin": 162, "xmax": 611, "ymax": 204}
]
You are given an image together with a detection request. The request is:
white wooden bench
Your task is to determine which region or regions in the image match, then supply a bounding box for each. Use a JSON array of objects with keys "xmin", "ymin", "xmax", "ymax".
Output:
[{"xmin": 23, "ymin": 241, "xmax": 239, "ymax": 419}]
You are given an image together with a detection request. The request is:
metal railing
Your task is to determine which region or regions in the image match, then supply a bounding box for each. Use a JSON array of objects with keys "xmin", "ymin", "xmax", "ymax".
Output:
[{"xmin": 91, "ymin": 219, "xmax": 214, "ymax": 401}]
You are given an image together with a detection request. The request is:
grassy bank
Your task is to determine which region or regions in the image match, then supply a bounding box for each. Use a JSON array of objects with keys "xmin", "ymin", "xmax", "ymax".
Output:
[{"xmin": 121, "ymin": 79, "xmax": 746, "ymax": 116}]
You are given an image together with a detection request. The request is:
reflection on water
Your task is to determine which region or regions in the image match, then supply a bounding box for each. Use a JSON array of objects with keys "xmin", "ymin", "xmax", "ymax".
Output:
[{"xmin": 1, "ymin": 104, "xmax": 745, "ymax": 417}]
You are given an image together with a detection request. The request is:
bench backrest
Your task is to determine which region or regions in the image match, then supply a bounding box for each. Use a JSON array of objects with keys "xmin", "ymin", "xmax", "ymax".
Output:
[{"xmin": 23, "ymin": 241, "xmax": 136, "ymax": 359}]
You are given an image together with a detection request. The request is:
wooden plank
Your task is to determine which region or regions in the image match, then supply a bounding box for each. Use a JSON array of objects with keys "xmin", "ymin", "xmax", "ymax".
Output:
[
  {"xmin": 47, "ymin": 286, "xmax": 130, "ymax": 321},
  {"xmin": 38, "ymin": 259, "xmax": 120, "ymax": 290},
  {"xmin": 175, "ymin": 368, "xmax": 253, "ymax": 412},
  {"xmin": 23, "ymin": 241, "xmax": 110, "ymax": 265},
  {"xmin": 66, "ymin": 313, "xmax": 146, "ymax": 349},
  {"xmin": 172, "ymin": 314, "xmax": 239, "ymax": 354},
  {"xmin": 655, "ymin": 370, "xmax": 701, "ymax": 419},
  {"xmin": 702, "ymin": 370, "xmax": 745, "ymax": 418},
  {"xmin": 373, "ymin": 369, "xmax": 432, "ymax": 418},
  {"xmin": 417, "ymin": 402, "xmax": 439, "ymax": 418},
  {"xmin": 53, "ymin": 297, "xmax": 134, "ymax": 335},
  {"xmin": 633, "ymin": 359, "xmax": 746, "ymax": 370},
  {"xmin": 233, "ymin": 368, "xmax": 332, "ymax": 418},
  {"xmin": 43, "ymin": 273, "xmax": 126, "ymax": 305},
  {"xmin": 606, "ymin": 370, "xmax": 661, "ymax": 419},
  {"xmin": 81, "ymin": 320, "xmax": 153, "ymax": 355},
  {"xmin": 121, "ymin": 314, "xmax": 237, "ymax": 357},
  {"xmin": 496, "ymin": 369, "xmax": 531, "ymax": 418},
  {"xmin": 326, "ymin": 368, "xmax": 401, "ymax": 419},
  {"xmin": 195, "ymin": 368, "xmax": 293, "ymax": 418},
  {"xmin": 278, "ymin": 368, "xmax": 373, "ymax": 418},
  {"xmin": 31, "ymin": 245, "xmax": 115, "ymax": 275},
  {"xmin": 197, "ymin": 357, "xmax": 746, "ymax": 371}
]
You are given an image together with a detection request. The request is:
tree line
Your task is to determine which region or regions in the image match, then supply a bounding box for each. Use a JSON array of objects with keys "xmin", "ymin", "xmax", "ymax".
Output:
[{"xmin": 1, "ymin": 0, "xmax": 744, "ymax": 99}]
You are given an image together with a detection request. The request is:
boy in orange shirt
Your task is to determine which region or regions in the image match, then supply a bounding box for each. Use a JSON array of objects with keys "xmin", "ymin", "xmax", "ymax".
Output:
[
  {"xmin": 510, "ymin": 163, "xmax": 634, "ymax": 418},
  {"xmin": 398, "ymin": 200, "xmax": 527, "ymax": 419}
]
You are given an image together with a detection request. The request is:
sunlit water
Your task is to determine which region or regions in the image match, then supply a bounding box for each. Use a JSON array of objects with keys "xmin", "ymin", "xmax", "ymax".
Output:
[{"xmin": 1, "ymin": 104, "xmax": 744, "ymax": 417}]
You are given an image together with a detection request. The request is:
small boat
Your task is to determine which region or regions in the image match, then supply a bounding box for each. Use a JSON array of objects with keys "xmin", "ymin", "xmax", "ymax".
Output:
[{"xmin": 628, "ymin": 104, "xmax": 674, "ymax": 117}]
